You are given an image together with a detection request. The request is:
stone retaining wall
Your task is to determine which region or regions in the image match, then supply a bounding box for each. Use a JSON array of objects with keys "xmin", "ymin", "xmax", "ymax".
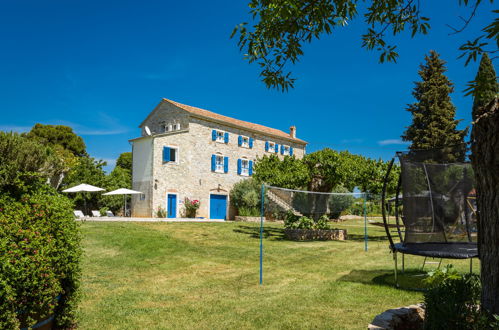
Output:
[{"xmin": 284, "ymin": 228, "xmax": 347, "ymax": 241}]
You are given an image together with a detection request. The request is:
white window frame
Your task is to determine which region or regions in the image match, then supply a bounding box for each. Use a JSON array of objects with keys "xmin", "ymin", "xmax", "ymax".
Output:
[
  {"xmin": 215, "ymin": 130, "xmax": 225, "ymax": 143},
  {"xmin": 241, "ymin": 136, "xmax": 250, "ymax": 148},
  {"xmin": 163, "ymin": 146, "xmax": 180, "ymax": 165},
  {"xmin": 241, "ymin": 159, "xmax": 250, "ymax": 176},
  {"xmin": 215, "ymin": 154, "xmax": 224, "ymax": 173},
  {"xmin": 283, "ymin": 145, "xmax": 290, "ymax": 156},
  {"xmin": 268, "ymin": 142, "xmax": 276, "ymax": 153}
]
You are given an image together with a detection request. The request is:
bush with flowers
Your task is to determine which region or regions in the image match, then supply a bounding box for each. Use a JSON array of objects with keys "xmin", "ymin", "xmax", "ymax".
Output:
[
  {"xmin": 0, "ymin": 183, "xmax": 81, "ymax": 329},
  {"xmin": 184, "ymin": 198, "xmax": 200, "ymax": 218}
]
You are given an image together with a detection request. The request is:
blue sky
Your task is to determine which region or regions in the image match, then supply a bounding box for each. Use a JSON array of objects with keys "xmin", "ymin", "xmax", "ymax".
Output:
[{"xmin": 0, "ymin": 1, "xmax": 496, "ymax": 171}]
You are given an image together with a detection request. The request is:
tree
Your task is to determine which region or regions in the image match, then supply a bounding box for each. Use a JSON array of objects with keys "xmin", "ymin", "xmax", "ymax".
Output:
[
  {"xmin": 26, "ymin": 124, "xmax": 86, "ymax": 188},
  {"xmin": 61, "ymin": 156, "xmax": 107, "ymax": 213},
  {"xmin": 233, "ymin": 0, "xmax": 497, "ymax": 91},
  {"xmin": 470, "ymin": 54, "xmax": 499, "ymax": 314},
  {"xmin": 0, "ymin": 132, "xmax": 60, "ymax": 194},
  {"xmin": 253, "ymin": 154, "xmax": 310, "ymax": 189},
  {"xmin": 102, "ymin": 166, "xmax": 132, "ymax": 215},
  {"xmin": 26, "ymin": 124, "xmax": 86, "ymax": 157},
  {"xmin": 402, "ymin": 51, "xmax": 468, "ymax": 162},
  {"xmin": 116, "ymin": 152, "xmax": 132, "ymax": 172}
]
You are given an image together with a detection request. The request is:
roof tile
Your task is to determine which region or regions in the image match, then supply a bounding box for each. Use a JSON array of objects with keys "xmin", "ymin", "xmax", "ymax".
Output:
[{"xmin": 163, "ymin": 98, "xmax": 307, "ymax": 144}]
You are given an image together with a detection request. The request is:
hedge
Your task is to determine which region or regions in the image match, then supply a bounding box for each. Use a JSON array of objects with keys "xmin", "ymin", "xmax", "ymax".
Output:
[{"xmin": 0, "ymin": 185, "xmax": 82, "ymax": 329}]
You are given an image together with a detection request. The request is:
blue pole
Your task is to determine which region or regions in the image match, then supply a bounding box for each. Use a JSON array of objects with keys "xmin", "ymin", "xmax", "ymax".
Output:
[
  {"xmin": 260, "ymin": 184, "xmax": 265, "ymax": 285},
  {"xmin": 364, "ymin": 193, "xmax": 368, "ymax": 251}
]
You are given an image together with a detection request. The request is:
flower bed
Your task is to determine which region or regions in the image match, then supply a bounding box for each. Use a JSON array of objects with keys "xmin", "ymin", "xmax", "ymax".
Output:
[{"xmin": 284, "ymin": 228, "xmax": 347, "ymax": 241}]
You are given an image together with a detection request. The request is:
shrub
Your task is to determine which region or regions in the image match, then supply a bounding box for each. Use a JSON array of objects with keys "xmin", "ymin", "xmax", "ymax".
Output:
[
  {"xmin": 328, "ymin": 186, "xmax": 354, "ymax": 219},
  {"xmin": 230, "ymin": 179, "xmax": 262, "ymax": 215},
  {"xmin": 156, "ymin": 206, "xmax": 166, "ymax": 218},
  {"xmin": 0, "ymin": 185, "xmax": 81, "ymax": 329},
  {"xmin": 284, "ymin": 213, "xmax": 330, "ymax": 230},
  {"xmin": 423, "ymin": 265, "xmax": 499, "ymax": 329},
  {"xmin": 238, "ymin": 206, "xmax": 260, "ymax": 217}
]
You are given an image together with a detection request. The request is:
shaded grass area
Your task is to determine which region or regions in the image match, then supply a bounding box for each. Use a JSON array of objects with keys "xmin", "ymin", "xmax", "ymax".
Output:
[{"xmin": 78, "ymin": 220, "xmax": 477, "ymax": 329}]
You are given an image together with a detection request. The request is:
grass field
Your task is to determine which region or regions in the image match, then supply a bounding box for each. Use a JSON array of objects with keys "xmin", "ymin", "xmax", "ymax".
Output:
[{"xmin": 78, "ymin": 220, "xmax": 476, "ymax": 329}]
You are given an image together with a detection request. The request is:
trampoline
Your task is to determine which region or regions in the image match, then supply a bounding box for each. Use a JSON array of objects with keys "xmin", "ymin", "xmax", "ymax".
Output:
[{"xmin": 381, "ymin": 150, "xmax": 478, "ymax": 287}]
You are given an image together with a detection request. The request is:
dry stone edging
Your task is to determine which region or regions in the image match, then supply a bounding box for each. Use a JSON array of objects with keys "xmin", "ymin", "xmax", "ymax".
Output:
[{"xmin": 368, "ymin": 304, "xmax": 424, "ymax": 330}]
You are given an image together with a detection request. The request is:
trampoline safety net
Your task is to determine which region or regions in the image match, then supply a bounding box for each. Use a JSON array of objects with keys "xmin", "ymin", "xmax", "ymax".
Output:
[{"xmin": 397, "ymin": 151, "xmax": 477, "ymax": 244}]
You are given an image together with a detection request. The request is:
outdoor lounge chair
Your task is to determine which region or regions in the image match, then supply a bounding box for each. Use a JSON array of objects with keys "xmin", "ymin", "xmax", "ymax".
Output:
[
  {"xmin": 91, "ymin": 210, "xmax": 101, "ymax": 217},
  {"xmin": 74, "ymin": 210, "xmax": 85, "ymax": 218},
  {"xmin": 106, "ymin": 210, "xmax": 115, "ymax": 217}
]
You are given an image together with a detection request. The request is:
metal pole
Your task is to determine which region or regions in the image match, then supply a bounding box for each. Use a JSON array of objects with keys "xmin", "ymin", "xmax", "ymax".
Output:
[
  {"xmin": 364, "ymin": 193, "xmax": 368, "ymax": 251},
  {"xmin": 259, "ymin": 184, "xmax": 265, "ymax": 285}
]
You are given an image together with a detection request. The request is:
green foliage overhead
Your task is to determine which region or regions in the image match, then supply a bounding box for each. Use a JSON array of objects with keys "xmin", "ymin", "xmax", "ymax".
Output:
[
  {"xmin": 253, "ymin": 154, "xmax": 309, "ymax": 189},
  {"xmin": 26, "ymin": 123, "xmax": 86, "ymax": 157},
  {"xmin": 0, "ymin": 185, "xmax": 81, "ymax": 329},
  {"xmin": 233, "ymin": 0, "xmax": 497, "ymax": 91},
  {"xmin": 402, "ymin": 51, "xmax": 468, "ymax": 162},
  {"xmin": 116, "ymin": 152, "xmax": 132, "ymax": 172}
]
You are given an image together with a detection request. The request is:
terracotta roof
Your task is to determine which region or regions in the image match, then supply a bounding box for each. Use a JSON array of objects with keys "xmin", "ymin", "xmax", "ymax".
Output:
[{"xmin": 161, "ymin": 98, "xmax": 307, "ymax": 144}]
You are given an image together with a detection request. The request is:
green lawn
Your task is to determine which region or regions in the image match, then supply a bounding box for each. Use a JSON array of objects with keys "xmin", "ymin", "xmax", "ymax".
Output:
[{"xmin": 78, "ymin": 220, "xmax": 476, "ymax": 329}]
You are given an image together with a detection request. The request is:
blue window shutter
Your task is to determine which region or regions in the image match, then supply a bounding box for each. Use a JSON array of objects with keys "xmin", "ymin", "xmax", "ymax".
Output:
[
  {"xmin": 238, "ymin": 135, "xmax": 242, "ymax": 146},
  {"xmin": 275, "ymin": 144, "xmax": 279, "ymax": 153},
  {"xmin": 280, "ymin": 145, "xmax": 285, "ymax": 155},
  {"xmin": 212, "ymin": 130, "xmax": 217, "ymax": 141},
  {"xmin": 163, "ymin": 147, "xmax": 171, "ymax": 162},
  {"xmin": 290, "ymin": 147, "xmax": 294, "ymax": 156},
  {"xmin": 237, "ymin": 159, "xmax": 242, "ymax": 175},
  {"xmin": 224, "ymin": 132, "xmax": 229, "ymax": 144},
  {"xmin": 249, "ymin": 161, "xmax": 253, "ymax": 176},
  {"xmin": 249, "ymin": 138, "xmax": 254, "ymax": 148},
  {"xmin": 265, "ymin": 141, "xmax": 269, "ymax": 151},
  {"xmin": 211, "ymin": 155, "xmax": 216, "ymax": 171},
  {"xmin": 224, "ymin": 157, "xmax": 229, "ymax": 173}
]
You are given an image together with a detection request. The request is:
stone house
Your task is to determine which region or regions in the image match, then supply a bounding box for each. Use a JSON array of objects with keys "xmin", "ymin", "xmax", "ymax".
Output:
[{"xmin": 130, "ymin": 98, "xmax": 307, "ymax": 219}]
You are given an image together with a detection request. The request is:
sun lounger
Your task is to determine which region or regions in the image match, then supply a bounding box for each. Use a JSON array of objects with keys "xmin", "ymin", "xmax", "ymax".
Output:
[
  {"xmin": 91, "ymin": 210, "xmax": 101, "ymax": 217},
  {"xmin": 74, "ymin": 210, "xmax": 85, "ymax": 218},
  {"xmin": 106, "ymin": 210, "xmax": 115, "ymax": 217}
]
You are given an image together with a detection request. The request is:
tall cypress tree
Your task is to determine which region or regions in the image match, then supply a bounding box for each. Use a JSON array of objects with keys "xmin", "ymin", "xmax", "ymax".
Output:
[
  {"xmin": 470, "ymin": 53, "xmax": 499, "ymax": 314},
  {"xmin": 402, "ymin": 50, "xmax": 468, "ymax": 162},
  {"xmin": 472, "ymin": 53, "xmax": 498, "ymax": 117}
]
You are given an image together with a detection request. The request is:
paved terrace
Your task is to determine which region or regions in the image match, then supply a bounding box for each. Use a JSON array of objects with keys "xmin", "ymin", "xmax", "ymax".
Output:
[{"xmin": 77, "ymin": 217, "xmax": 227, "ymax": 222}]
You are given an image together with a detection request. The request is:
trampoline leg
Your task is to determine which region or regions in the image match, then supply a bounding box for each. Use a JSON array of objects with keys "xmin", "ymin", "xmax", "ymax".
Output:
[
  {"xmin": 421, "ymin": 257, "xmax": 427, "ymax": 271},
  {"xmin": 394, "ymin": 252, "xmax": 399, "ymax": 288},
  {"xmin": 470, "ymin": 258, "xmax": 473, "ymax": 273},
  {"xmin": 402, "ymin": 253, "xmax": 405, "ymax": 274},
  {"xmin": 438, "ymin": 259, "xmax": 442, "ymax": 269}
]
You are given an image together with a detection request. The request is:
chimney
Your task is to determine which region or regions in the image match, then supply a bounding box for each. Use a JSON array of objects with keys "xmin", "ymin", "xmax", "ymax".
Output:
[{"xmin": 289, "ymin": 126, "xmax": 296, "ymax": 138}]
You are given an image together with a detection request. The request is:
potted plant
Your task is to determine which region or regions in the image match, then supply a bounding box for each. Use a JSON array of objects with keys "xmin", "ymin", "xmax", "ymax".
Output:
[{"xmin": 184, "ymin": 198, "xmax": 200, "ymax": 218}]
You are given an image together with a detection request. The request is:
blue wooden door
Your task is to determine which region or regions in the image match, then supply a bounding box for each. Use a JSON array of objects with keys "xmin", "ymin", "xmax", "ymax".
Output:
[
  {"xmin": 210, "ymin": 194, "xmax": 227, "ymax": 220},
  {"xmin": 167, "ymin": 194, "xmax": 177, "ymax": 218}
]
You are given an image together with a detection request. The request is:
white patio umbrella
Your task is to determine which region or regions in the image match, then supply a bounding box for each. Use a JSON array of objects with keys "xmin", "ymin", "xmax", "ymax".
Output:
[
  {"xmin": 102, "ymin": 188, "xmax": 143, "ymax": 217},
  {"xmin": 62, "ymin": 183, "xmax": 105, "ymax": 215}
]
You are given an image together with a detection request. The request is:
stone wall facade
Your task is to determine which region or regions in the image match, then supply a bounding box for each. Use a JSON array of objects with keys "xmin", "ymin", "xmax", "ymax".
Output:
[{"xmin": 131, "ymin": 100, "xmax": 307, "ymax": 219}]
